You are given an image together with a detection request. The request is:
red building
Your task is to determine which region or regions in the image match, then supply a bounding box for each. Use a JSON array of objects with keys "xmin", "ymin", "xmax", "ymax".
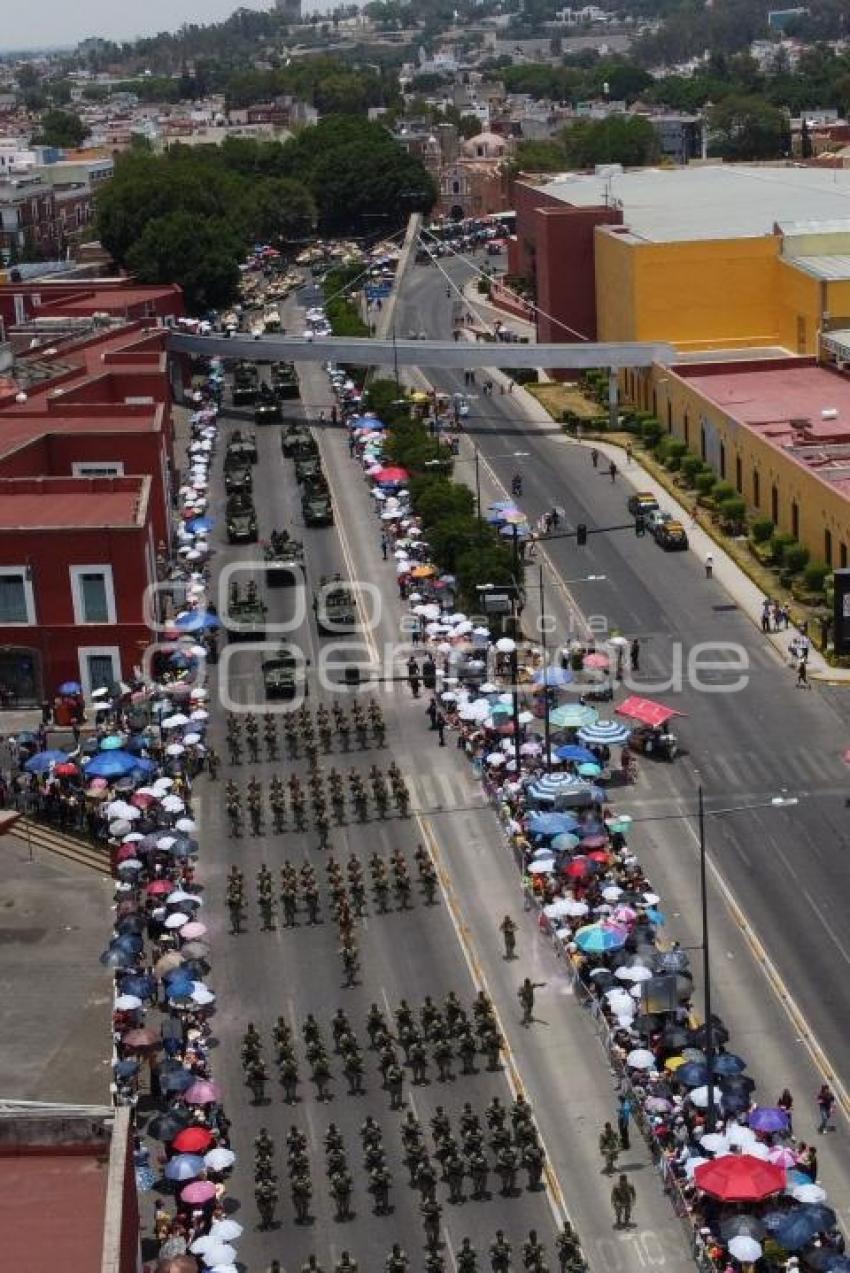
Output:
[
  {"xmin": 508, "ymin": 178, "xmax": 623, "ymax": 344},
  {"xmin": 0, "ymin": 288, "xmax": 183, "ymax": 704},
  {"xmin": 0, "ymin": 277, "xmax": 183, "ymax": 328}
]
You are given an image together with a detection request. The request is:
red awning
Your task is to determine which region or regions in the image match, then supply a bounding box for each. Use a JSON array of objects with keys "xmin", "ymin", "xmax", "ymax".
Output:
[{"xmin": 615, "ymin": 696, "xmax": 686, "ymax": 728}]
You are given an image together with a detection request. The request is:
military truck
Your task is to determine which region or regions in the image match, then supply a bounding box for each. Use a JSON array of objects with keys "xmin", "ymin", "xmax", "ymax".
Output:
[
  {"xmin": 314, "ymin": 573, "xmax": 356, "ymax": 635},
  {"xmin": 262, "ymin": 648, "xmax": 307, "ymax": 700},
  {"xmin": 272, "ymin": 362, "xmax": 300, "ymax": 400},
  {"xmin": 224, "ymin": 431, "xmax": 257, "ymax": 468},
  {"xmin": 225, "ymin": 465, "xmax": 253, "ymax": 496},
  {"xmin": 232, "ymin": 362, "xmax": 258, "ymax": 406},
  {"xmin": 294, "ymin": 454, "xmax": 324, "ymax": 485},
  {"xmin": 302, "ymin": 486, "xmax": 333, "ymax": 528},
  {"xmin": 254, "ymin": 386, "xmax": 282, "ymax": 425},
  {"xmin": 226, "ymin": 495, "xmax": 258, "ymax": 544},
  {"xmin": 226, "ymin": 579, "xmax": 267, "ymax": 642},
  {"xmin": 263, "ymin": 529, "xmax": 305, "ymax": 585}
]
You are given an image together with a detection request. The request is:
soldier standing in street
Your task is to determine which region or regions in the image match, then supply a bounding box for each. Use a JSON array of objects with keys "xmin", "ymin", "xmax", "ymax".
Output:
[
  {"xmin": 330, "ymin": 1168, "xmax": 353, "ymax": 1220},
  {"xmin": 385, "ymin": 1244, "xmax": 408, "ymax": 1273},
  {"xmin": 386, "ymin": 1062, "xmax": 404, "ymax": 1109},
  {"xmin": 599, "ymin": 1121, "xmax": 620, "ymax": 1175},
  {"xmin": 335, "ymin": 1254, "xmax": 358, "ymax": 1273},
  {"xmin": 612, "ymin": 1173, "xmax": 635, "ymax": 1228},
  {"xmin": 469, "ymin": 1149, "xmax": 489, "ymax": 1199},
  {"xmin": 370, "ymin": 1164, "xmax": 393, "ymax": 1214},
  {"xmin": 457, "ymin": 1237, "xmax": 478, "ymax": 1273},
  {"xmin": 500, "ymin": 914, "xmax": 517, "ymax": 959},
  {"xmin": 291, "ymin": 1171, "xmax": 313, "ymax": 1224},
  {"xmin": 555, "ymin": 1222, "xmax": 584, "ymax": 1271},
  {"xmin": 421, "ymin": 1196, "xmax": 443, "ymax": 1249},
  {"xmin": 518, "ymin": 977, "xmax": 545, "ymax": 1026},
  {"xmin": 255, "ymin": 1177, "xmax": 278, "ymax": 1229},
  {"xmin": 490, "ymin": 1231, "xmax": 512, "ymax": 1272}
]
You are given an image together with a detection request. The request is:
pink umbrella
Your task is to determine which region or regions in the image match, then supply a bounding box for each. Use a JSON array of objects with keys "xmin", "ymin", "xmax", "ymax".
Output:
[
  {"xmin": 584, "ymin": 652, "xmax": 610, "ymax": 669},
  {"xmin": 116, "ymin": 844, "xmax": 139, "ymax": 863},
  {"xmin": 181, "ymin": 921, "xmax": 208, "ymax": 940},
  {"xmin": 184, "ymin": 1079, "xmax": 221, "ymax": 1105},
  {"xmin": 581, "ymin": 834, "xmax": 609, "ymax": 850},
  {"xmin": 768, "ymin": 1146, "xmax": 798, "ymax": 1168},
  {"xmin": 181, "ymin": 1180, "xmax": 217, "ymax": 1204},
  {"xmin": 613, "ymin": 905, "xmax": 638, "ymax": 924}
]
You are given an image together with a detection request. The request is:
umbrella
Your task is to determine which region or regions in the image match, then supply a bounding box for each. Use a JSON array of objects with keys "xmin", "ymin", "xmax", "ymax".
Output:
[
  {"xmin": 554, "ymin": 744, "xmax": 599, "ymax": 764},
  {"xmin": 199, "ymin": 1245, "xmax": 237, "ymax": 1268},
  {"xmin": 24, "ymin": 749, "xmax": 69, "ymax": 773},
  {"xmin": 689, "ymin": 1085, "xmax": 723, "ymax": 1109},
  {"xmin": 700, "ymin": 1132, "xmax": 730, "ymax": 1155},
  {"xmin": 626, "ymin": 1048, "xmax": 655, "ymax": 1070},
  {"xmin": 694, "ymin": 1154, "xmax": 786, "ymax": 1201},
  {"xmin": 677, "ymin": 1062, "xmax": 710, "ymax": 1087},
  {"xmin": 205, "ymin": 1147, "xmax": 236, "ymax": 1173},
  {"xmin": 160, "ymin": 1069, "xmax": 195, "ymax": 1094},
  {"xmin": 100, "ymin": 735, "xmax": 125, "ymax": 750},
  {"xmin": 209, "ymin": 1218, "xmax": 242, "ymax": 1242},
  {"xmin": 149, "ymin": 1110, "xmax": 192, "ymax": 1141},
  {"xmin": 526, "ymin": 812, "xmax": 580, "ymax": 836},
  {"xmin": 114, "ymin": 994, "xmax": 143, "ymax": 1011},
  {"xmin": 549, "ymin": 704, "xmax": 598, "ymax": 730},
  {"xmin": 86, "ymin": 751, "xmax": 139, "ymax": 778},
  {"xmin": 174, "ymin": 611, "xmax": 220, "ymax": 632},
  {"xmin": 181, "ymin": 921, "xmax": 208, "ymax": 940},
  {"xmin": 165, "ymin": 1154, "xmax": 205, "ymax": 1182},
  {"xmin": 58, "ymin": 680, "xmax": 82, "ymax": 694},
  {"xmin": 748, "ymin": 1106, "xmax": 790, "ymax": 1134},
  {"xmin": 728, "ymin": 1236, "xmax": 762, "ymax": 1263},
  {"xmin": 184, "ymin": 1079, "xmax": 221, "ymax": 1105},
  {"xmin": 119, "ymin": 973, "xmax": 155, "ymax": 999},
  {"xmin": 100, "ymin": 945, "xmax": 136, "ymax": 969},
  {"xmin": 181, "ymin": 1181, "xmax": 217, "ymax": 1205},
  {"xmin": 720, "ymin": 1215, "xmax": 766, "ymax": 1242},
  {"xmin": 774, "ymin": 1209, "xmax": 834, "ymax": 1250},
  {"xmin": 577, "ymin": 721, "xmax": 632, "ymax": 746},
  {"xmin": 713, "ymin": 1052, "xmax": 747, "ymax": 1076},
  {"xmin": 533, "ymin": 666, "xmax": 574, "ymax": 688},
  {"xmin": 172, "ymin": 1127, "xmax": 215, "ymax": 1154},
  {"xmin": 122, "ymin": 1027, "xmax": 160, "ymax": 1051},
  {"xmin": 791, "ymin": 1183, "xmax": 827, "ymax": 1203},
  {"xmin": 575, "ymin": 923, "xmax": 628, "ymax": 954},
  {"xmin": 768, "ymin": 1146, "xmax": 798, "ymax": 1169}
]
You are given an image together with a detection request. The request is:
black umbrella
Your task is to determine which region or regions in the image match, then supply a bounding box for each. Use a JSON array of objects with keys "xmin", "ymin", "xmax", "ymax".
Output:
[
  {"xmin": 691, "ymin": 1021, "xmax": 730, "ymax": 1048},
  {"xmin": 720, "ymin": 1215, "xmax": 766, "ymax": 1242},
  {"xmin": 719, "ymin": 1074, "xmax": 756, "ymax": 1093},
  {"xmin": 148, "ymin": 1109, "xmax": 192, "ymax": 1141},
  {"xmin": 632, "ymin": 1013, "xmax": 662, "ymax": 1035},
  {"xmin": 662, "ymin": 1026, "xmax": 689, "ymax": 1050},
  {"xmin": 115, "ymin": 914, "xmax": 146, "ymax": 935}
]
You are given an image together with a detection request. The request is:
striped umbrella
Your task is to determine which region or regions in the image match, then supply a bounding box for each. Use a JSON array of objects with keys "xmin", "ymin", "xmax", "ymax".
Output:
[{"xmin": 577, "ymin": 720, "xmax": 632, "ymax": 746}]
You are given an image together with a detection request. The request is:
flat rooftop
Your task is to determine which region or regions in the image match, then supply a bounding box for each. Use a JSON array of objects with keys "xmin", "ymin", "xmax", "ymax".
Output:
[
  {"xmin": 0, "ymin": 1151, "xmax": 108, "ymax": 1273},
  {"xmin": 0, "ymin": 476, "xmax": 149, "ymax": 529},
  {"xmin": 536, "ymin": 165, "xmax": 850, "ymax": 242},
  {"xmin": 678, "ymin": 363, "xmax": 850, "ymax": 493}
]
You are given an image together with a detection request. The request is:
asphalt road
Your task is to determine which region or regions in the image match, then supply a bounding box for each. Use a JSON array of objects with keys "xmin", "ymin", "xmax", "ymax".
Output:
[
  {"xmin": 199, "ymin": 365, "xmax": 558, "ymax": 1272},
  {"xmin": 393, "ymin": 256, "xmax": 850, "ymax": 1102}
]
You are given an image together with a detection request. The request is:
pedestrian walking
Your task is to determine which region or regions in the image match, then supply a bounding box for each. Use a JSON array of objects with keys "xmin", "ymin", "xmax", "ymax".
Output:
[
  {"xmin": 777, "ymin": 1087, "xmax": 793, "ymax": 1132},
  {"xmin": 625, "ymin": 443, "xmax": 633, "ymax": 465},
  {"xmin": 817, "ymin": 1083, "xmax": 836, "ymax": 1133},
  {"xmin": 609, "ymin": 461, "xmax": 617, "ymax": 483},
  {"xmin": 611, "ymin": 1174, "xmax": 635, "ymax": 1228},
  {"xmin": 617, "ymin": 1093, "xmax": 633, "ymax": 1151},
  {"xmin": 381, "ymin": 534, "xmax": 389, "ymax": 561},
  {"xmin": 629, "ymin": 638, "xmax": 640, "ymax": 673},
  {"xmin": 436, "ymin": 712, "xmax": 446, "ymax": 746},
  {"xmin": 796, "ymin": 657, "xmax": 810, "ymax": 689},
  {"xmin": 704, "ymin": 552, "xmax": 713, "ymax": 579},
  {"xmin": 427, "ymin": 697, "xmax": 438, "ymax": 730}
]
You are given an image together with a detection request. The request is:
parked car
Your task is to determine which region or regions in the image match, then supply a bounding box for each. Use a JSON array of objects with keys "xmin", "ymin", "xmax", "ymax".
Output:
[
  {"xmin": 647, "ymin": 509, "xmax": 671, "ymax": 538},
  {"xmin": 627, "ymin": 491, "xmax": 659, "ymax": 517},
  {"xmin": 656, "ymin": 520, "xmax": 689, "ymax": 551}
]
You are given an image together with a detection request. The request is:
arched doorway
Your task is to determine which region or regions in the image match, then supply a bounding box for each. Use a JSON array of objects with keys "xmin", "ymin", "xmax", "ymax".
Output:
[
  {"xmin": 449, "ymin": 204, "xmax": 465, "ymax": 222},
  {"xmin": 0, "ymin": 646, "xmax": 42, "ymax": 707}
]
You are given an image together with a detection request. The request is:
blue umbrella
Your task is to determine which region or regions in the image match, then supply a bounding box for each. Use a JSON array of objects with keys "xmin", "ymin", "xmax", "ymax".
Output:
[
  {"xmin": 100, "ymin": 735, "xmax": 125, "ymax": 750},
  {"xmin": 174, "ymin": 610, "xmax": 220, "ymax": 632},
  {"xmin": 160, "ymin": 1068, "xmax": 196, "ymax": 1094},
  {"xmin": 24, "ymin": 749, "xmax": 69, "ymax": 774},
  {"xmin": 130, "ymin": 756, "xmax": 158, "ymax": 775},
  {"xmin": 748, "ymin": 1107, "xmax": 790, "ymax": 1134},
  {"xmin": 526, "ymin": 812, "xmax": 580, "ymax": 836},
  {"xmin": 555, "ymin": 744, "xmax": 598, "ymax": 764},
  {"xmin": 676, "ymin": 1062, "xmax": 709, "ymax": 1087},
  {"xmin": 533, "ymin": 666, "xmax": 574, "ymax": 688},
  {"xmin": 164, "ymin": 1153, "xmax": 205, "ymax": 1182},
  {"xmin": 99, "ymin": 945, "xmax": 136, "ymax": 968},
  {"xmin": 112, "ymin": 932, "xmax": 144, "ymax": 954},
  {"xmin": 58, "ymin": 680, "xmax": 82, "ymax": 695},
  {"xmin": 120, "ymin": 973, "xmax": 155, "ymax": 999},
  {"xmin": 86, "ymin": 751, "xmax": 140, "ymax": 778},
  {"xmin": 186, "ymin": 517, "xmax": 214, "ymax": 534},
  {"xmin": 644, "ymin": 907, "xmax": 666, "ymax": 925},
  {"xmin": 114, "ymin": 1058, "xmax": 140, "ymax": 1078},
  {"xmin": 774, "ymin": 1210, "xmax": 832, "ymax": 1251},
  {"xmin": 713, "ymin": 1053, "xmax": 746, "ymax": 1076},
  {"xmin": 577, "ymin": 720, "xmax": 632, "ymax": 746},
  {"xmin": 551, "ymin": 832, "xmax": 581, "ymax": 852},
  {"xmin": 575, "ymin": 924, "xmax": 628, "ymax": 954}
]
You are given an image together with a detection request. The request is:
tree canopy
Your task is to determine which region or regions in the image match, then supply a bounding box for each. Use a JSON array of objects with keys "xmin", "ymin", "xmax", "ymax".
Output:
[
  {"xmin": 706, "ymin": 95, "xmax": 791, "ymax": 161},
  {"xmin": 32, "ymin": 109, "xmax": 89, "ymax": 149},
  {"xmin": 512, "ymin": 114, "xmax": 660, "ymax": 173}
]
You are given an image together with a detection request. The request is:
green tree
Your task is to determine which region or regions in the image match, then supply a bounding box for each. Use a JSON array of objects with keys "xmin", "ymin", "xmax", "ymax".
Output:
[
  {"xmin": 512, "ymin": 138, "xmax": 567, "ymax": 172},
  {"xmin": 245, "ymin": 177, "xmax": 317, "ymax": 242},
  {"xmin": 561, "ymin": 115, "xmax": 660, "ymax": 168},
  {"xmin": 706, "ymin": 94, "xmax": 790, "ymax": 160},
  {"xmin": 32, "ymin": 108, "xmax": 89, "ymax": 149},
  {"xmin": 126, "ymin": 211, "xmax": 243, "ymax": 311}
]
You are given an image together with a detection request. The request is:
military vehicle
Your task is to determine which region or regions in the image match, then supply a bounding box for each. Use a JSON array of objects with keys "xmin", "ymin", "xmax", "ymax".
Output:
[
  {"xmin": 232, "ymin": 362, "xmax": 258, "ymax": 406},
  {"xmin": 314, "ymin": 574, "xmax": 356, "ymax": 634},
  {"xmin": 254, "ymin": 386, "xmax": 282, "ymax": 425},
  {"xmin": 302, "ymin": 486, "xmax": 333, "ymax": 528},
  {"xmin": 282, "ymin": 426, "xmax": 319, "ymax": 461},
  {"xmin": 226, "ymin": 495, "xmax": 258, "ymax": 544},
  {"xmin": 226, "ymin": 579, "xmax": 267, "ymax": 641},
  {"xmin": 262, "ymin": 648, "xmax": 307, "ymax": 699},
  {"xmin": 224, "ymin": 431, "xmax": 257, "ymax": 468},
  {"xmin": 263, "ymin": 530, "xmax": 305, "ymax": 585},
  {"xmin": 225, "ymin": 465, "xmax": 253, "ymax": 496},
  {"xmin": 655, "ymin": 520, "xmax": 689, "ymax": 551},
  {"xmin": 294, "ymin": 454, "xmax": 324, "ymax": 485},
  {"xmin": 271, "ymin": 362, "xmax": 300, "ymax": 400}
]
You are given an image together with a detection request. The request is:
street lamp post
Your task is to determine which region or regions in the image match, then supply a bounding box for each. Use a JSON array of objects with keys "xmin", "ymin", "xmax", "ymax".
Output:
[{"xmin": 631, "ymin": 789, "xmax": 799, "ymax": 1132}]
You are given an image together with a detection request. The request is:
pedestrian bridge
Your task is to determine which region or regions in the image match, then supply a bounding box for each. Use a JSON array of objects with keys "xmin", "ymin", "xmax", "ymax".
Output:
[{"xmin": 167, "ymin": 331, "xmax": 675, "ymax": 370}]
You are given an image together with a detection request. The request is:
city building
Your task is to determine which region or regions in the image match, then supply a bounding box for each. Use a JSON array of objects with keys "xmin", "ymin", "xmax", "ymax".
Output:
[
  {"xmin": 0, "ymin": 287, "xmax": 182, "ymax": 703},
  {"xmin": 0, "ymin": 1104, "xmax": 138, "ymax": 1273},
  {"xmin": 439, "ymin": 131, "xmax": 511, "ymax": 219}
]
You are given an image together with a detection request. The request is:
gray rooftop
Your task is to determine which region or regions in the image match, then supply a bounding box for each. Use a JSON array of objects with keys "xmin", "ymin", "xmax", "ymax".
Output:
[
  {"xmin": 789, "ymin": 254, "xmax": 850, "ymax": 281},
  {"xmin": 536, "ymin": 165, "xmax": 850, "ymax": 242}
]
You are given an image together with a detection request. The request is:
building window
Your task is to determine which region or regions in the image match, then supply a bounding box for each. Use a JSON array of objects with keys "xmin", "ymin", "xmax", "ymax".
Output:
[
  {"xmin": 452, "ymin": 180, "xmax": 460, "ymax": 195},
  {"xmin": 771, "ymin": 484, "xmax": 778, "ymax": 525},
  {"xmin": 841, "ymin": 543, "xmax": 848, "ymax": 569},
  {"xmin": 735, "ymin": 456, "xmax": 742, "ymax": 493},
  {"xmin": 753, "ymin": 470, "xmax": 760, "ymax": 508},
  {"xmin": 0, "ymin": 567, "xmax": 35, "ymax": 625},
  {"xmin": 78, "ymin": 645, "xmax": 120, "ymax": 697},
  {"xmin": 791, "ymin": 501, "xmax": 799, "ymax": 540},
  {"xmin": 71, "ymin": 461, "xmax": 124, "ymax": 477},
  {"xmin": 719, "ymin": 442, "xmax": 726, "ymax": 480},
  {"xmin": 825, "ymin": 528, "xmax": 833, "ymax": 566},
  {"xmin": 70, "ymin": 565, "xmax": 116, "ymax": 625}
]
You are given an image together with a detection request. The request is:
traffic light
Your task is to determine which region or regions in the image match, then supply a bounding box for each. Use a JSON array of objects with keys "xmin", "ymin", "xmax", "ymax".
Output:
[
  {"xmin": 635, "ymin": 515, "xmax": 646, "ymax": 538},
  {"xmin": 576, "ymin": 523, "xmax": 588, "ymax": 546}
]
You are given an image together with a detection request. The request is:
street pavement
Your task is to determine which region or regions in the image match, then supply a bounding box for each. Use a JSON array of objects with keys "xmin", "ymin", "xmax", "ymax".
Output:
[{"xmin": 389, "ymin": 256, "xmax": 850, "ymax": 1209}]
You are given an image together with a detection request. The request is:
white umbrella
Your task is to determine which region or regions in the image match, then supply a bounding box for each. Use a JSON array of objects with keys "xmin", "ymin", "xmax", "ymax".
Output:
[
  {"xmin": 182, "ymin": 733, "xmax": 202, "ymax": 746},
  {"xmin": 683, "ymin": 1155, "xmax": 710, "ymax": 1178},
  {"xmin": 699, "ymin": 1133, "xmax": 729, "ymax": 1155},
  {"xmin": 192, "ymin": 985, "xmax": 216, "ymax": 1005},
  {"xmin": 543, "ymin": 899, "xmax": 574, "ymax": 919},
  {"xmin": 162, "ymin": 794, "xmax": 186, "ymax": 813},
  {"xmin": 747, "ymin": 1141, "xmax": 771, "ymax": 1160},
  {"xmin": 190, "ymin": 1235, "xmax": 217, "ymax": 1254},
  {"xmin": 485, "ymin": 752, "xmax": 506, "ymax": 765},
  {"xmin": 495, "ymin": 637, "xmax": 516, "ymax": 653},
  {"xmin": 208, "ymin": 1216, "xmax": 242, "ymax": 1239},
  {"xmin": 175, "ymin": 817, "xmax": 197, "ymax": 833},
  {"xmin": 122, "ymin": 832, "xmax": 145, "ymax": 844},
  {"xmin": 562, "ymin": 898, "xmax": 589, "ymax": 917},
  {"xmin": 602, "ymin": 885, "xmax": 623, "ymax": 902},
  {"xmin": 164, "ymin": 912, "xmax": 190, "ymax": 930},
  {"xmin": 153, "ymin": 777, "xmax": 174, "ymax": 789},
  {"xmin": 166, "ymin": 743, "xmax": 185, "ymax": 756},
  {"xmin": 726, "ymin": 1124, "xmax": 756, "ymax": 1148},
  {"xmin": 190, "ymin": 708, "xmax": 209, "ymax": 720},
  {"xmin": 689, "ymin": 1085, "xmax": 723, "ymax": 1109},
  {"xmin": 166, "ymin": 889, "xmax": 201, "ymax": 907},
  {"xmin": 626, "ymin": 1048, "xmax": 655, "ymax": 1070},
  {"xmin": 115, "ymin": 994, "xmax": 142, "ymax": 1010},
  {"xmin": 728, "ymin": 1237, "xmax": 762, "ymax": 1264},
  {"xmin": 606, "ymin": 992, "xmax": 636, "ymax": 1017},
  {"xmin": 202, "ymin": 1245, "xmax": 237, "ymax": 1267},
  {"xmin": 106, "ymin": 800, "xmax": 137, "ymax": 820},
  {"xmin": 528, "ymin": 859, "xmax": 555, "ymax": 875},
  {"xmin": 791, "ymin": 1183, "xmax": 827, "ymax": 1203},
  {"xmin": 209, "ymin": 1265, "xmax": 238, "ymax": 1273},
  {"xmin": 161, "ymin": 713, "xmax": 189, "ymax": 728}
]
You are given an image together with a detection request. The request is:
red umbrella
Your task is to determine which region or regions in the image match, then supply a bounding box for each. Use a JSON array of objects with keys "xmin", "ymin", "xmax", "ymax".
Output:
[
  {"xmin": 147, "ymin": 880, "xmax": 173, "ymax": 896},
  {"xmin": 122, "ymin": 1027, "xmax": 160, "ymax": 1051},
  {"xmin": 116, "ymin": 844, "xmax": 139, "ymax": 863},
  {"xmin": 132, "ymin": 791, "xmax": 156, "ymax": 809},
  {"xmin": 55, "ymin": 762, "xmax": 78, "ymax": 776},
  {"xmin": 172, "ymin": 1126, "xmax": 215, "ymax": 1154},
  {"xmin": 694, "ymin": 1154, "xmax": 785, "ymax": 1202},
  {"xmin": 563, "ymin": 857, "xmax": 595, "ymax": 878},
  {"xmin": 587, "ymin": 849, "xmax": 610, "ymax": 864},
  {"xmin": 373, "ymin": 466, "xmax": 409, "ymax": 483}
]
